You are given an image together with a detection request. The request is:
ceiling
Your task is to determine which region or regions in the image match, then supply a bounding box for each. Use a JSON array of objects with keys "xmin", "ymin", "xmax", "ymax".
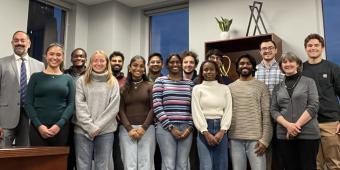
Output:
[{"xmin": 77, "ymin": 0, "xmax": 170, "ymax": 7}]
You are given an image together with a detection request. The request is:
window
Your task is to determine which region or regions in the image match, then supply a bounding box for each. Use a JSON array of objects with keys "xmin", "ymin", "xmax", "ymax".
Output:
[
  {"xmin": 322, "ymin": 0, "xmax": 340, "ymax": 64},
  {"xmin": 149, "ymin": 8, "xmax": 189, "ymax": 75},
  {"xmin": 27, "ymin": 0, "xmax": 66, "ymax": 61}
]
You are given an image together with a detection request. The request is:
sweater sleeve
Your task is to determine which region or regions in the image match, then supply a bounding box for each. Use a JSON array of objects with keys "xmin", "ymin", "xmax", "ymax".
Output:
[
  {"xmin": 119, "ymin": 93, "xmax": 133, "ymax": 131},
  {"xmin": 24, "ymin": 73, "xmax": 42, "ymax": 127},
  {"xmin": 305, "ymin": 78, "xmax": 319, "ymax": 118},
  {"xmin": 95, "ymin": 80, "xmax": 120, "ymax": 131},
  {"xmin": 333, "ymin": 64, "xmax": 340, "ymax": 121},
  {"xmin": 74, "ymin": 78, "xmax": 99, "ymax": 135},
  {"xmin": 259, "ymin": 85, "xmax": 273, "ymax": 147},
  {"xmin": 220, "ymin": 86, "xmax": 233, "ymax": 131},
  {"xmin": 142, "ymin": 84, "xmax": 155, "ymax": 130},
  {"xmin": 270, "ymin": 84, "xmax": 282, "ymax": 121},
  {"xmin": 153, "ymin": 78, "xmax": 171, "ymax": 129},
  {"xmin": 191, "ymin": 86, "xmax": 208, "ymax": 133},
  {"xmin": 56, "ymin": 76, "xmax": 75, "ymax": 128}
]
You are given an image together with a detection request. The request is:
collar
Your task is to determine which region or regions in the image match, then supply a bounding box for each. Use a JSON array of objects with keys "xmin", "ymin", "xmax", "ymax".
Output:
[
  {"xmin": 202, "ymin": 80, "xmax": 219, "ymax": 86},
  {"xmin": 114, "ymin": 72, "xmax": 125, "ymax": 80},
  {"xmin": 260, "ymin": 59, "xmax": 278, "ymax": 69},
  {"xmin": 15, "ymin": 54, "xmax": 29, "ymax": 61}
]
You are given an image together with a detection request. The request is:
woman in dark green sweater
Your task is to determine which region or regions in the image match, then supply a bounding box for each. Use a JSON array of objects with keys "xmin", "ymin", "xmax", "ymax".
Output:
[{"xmin": 25, "ymin": 43, "xmax": 75, "ymax": 146}]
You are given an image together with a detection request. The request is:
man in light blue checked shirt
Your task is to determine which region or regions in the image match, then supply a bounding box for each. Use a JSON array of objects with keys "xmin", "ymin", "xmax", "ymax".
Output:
[
  {"xmin": 255, "ymin": 39, "xmax": 284, "ymax": 170},
  {"xmin": 255, "ymin": 39, "xmax": 284, "ymax": 95}
]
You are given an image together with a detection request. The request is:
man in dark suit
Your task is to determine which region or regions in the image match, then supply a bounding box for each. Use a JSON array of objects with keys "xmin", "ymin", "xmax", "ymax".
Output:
[{"xmin": 0, "ymin": 31, "xmax": 44, "ymax": 147}]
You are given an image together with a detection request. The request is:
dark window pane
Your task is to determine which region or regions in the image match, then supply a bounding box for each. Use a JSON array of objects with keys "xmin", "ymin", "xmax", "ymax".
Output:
[
  {"xmin": 27, "ymin": 0, "xmax": 66, "ymax": 61},
  {"xmin": 150, "ymin": 9, "xmax": 189, "ymax": 75},
  {"xmin": 323, "ymin": 0, "xmax": 340, "ymax": 64}
]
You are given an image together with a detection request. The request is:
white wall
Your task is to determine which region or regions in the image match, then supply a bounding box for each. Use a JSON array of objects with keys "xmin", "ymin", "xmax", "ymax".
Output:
[
  {"xmin": 0, "ymin": 0, "xmax": 29, "ymax": 58},
  {"xmin": 85, "ymin": 1, "xmax": 133, "ymax": 73},
  {"xmin": 0, "ymin": 0, "xmax": 324, "ymax": 66},
  {"xmin": 64, "ymin": 2, "xmax": 89, "ymax": 67},
  {"xmin": 87, "ymin": 1, "xmax": 115, "ymax": 55},
  {"xmin": 74, "ymin": 2, "xmax": 88, "ymax": 50},
  {"xmin": 189, "ymin": 0, "xmax": 324, "ymax": 62}
]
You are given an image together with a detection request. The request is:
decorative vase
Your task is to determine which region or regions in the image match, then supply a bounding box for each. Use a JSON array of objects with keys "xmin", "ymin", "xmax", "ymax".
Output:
[{"xmin": 220, "ymin": 31, "xmax": 230, "ymax": 40}]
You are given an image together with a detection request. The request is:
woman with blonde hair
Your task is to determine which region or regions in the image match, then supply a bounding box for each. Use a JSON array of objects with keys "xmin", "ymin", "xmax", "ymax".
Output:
[
  {"xmin": 73, "ymin": 50, "xmax": 120, "ymax": 170},
  {"xmin": 25, "ymin": 43, "xmax": 75, "ymax": 146}
]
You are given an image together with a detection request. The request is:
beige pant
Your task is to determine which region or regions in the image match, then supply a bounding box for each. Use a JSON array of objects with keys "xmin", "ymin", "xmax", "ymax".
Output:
[{"xmin": 317, "ymin": 122, "xmax": 340, "ymax": 170}]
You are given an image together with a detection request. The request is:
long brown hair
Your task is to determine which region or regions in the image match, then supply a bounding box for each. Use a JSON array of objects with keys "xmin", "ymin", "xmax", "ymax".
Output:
[{"xmin": 84, "ymin": 50, "xmax": 116, "ymax": 87}]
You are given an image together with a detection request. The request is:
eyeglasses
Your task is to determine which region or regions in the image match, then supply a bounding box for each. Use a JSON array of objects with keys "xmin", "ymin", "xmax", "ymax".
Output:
[{"xmin": 261, "ymin": 46, "xmax": 275, "ymax": 51}]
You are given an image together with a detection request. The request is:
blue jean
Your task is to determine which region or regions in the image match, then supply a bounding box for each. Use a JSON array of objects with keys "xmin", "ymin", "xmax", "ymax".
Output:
[
  {"xmin": 197, "ymin": 119, "xmax": 228, "ymax": 170},
  {"xmin": 119, "ymin": 125, "xmax": 156, "ymax": 170},
  {"xmin": 230, "ymin": 139, "xmax": 266, "ymax": 170},
  {"xmin": 156, "ymin": 123, "xmax": 193, "ymax": 170},
  {"xmin": 74, "ymin": 132, "xmax": 114, "ymax": 170}
]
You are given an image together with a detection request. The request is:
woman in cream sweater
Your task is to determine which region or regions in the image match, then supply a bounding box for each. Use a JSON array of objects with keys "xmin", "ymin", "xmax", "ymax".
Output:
[{"xmin": 191, "ymin": 60, "xmax": 232, "ymax": 170}]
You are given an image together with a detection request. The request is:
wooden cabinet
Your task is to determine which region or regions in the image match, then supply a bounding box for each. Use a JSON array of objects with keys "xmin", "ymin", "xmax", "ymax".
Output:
[
  {"xmin": 0, "ymin": 147, "xmax": 69, "ymax": 170},
  {"xmin": 205, "ymin": 33, "xmax": 282, "ymax": 81}
]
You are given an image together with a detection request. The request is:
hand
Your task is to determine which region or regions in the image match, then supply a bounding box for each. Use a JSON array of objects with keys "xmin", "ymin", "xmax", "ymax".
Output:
[
  {"xmin": 136, "ymin": 127, "xmax": 145, "ymax": 137},
  {"xmin": 0, "ymin": 128, "xmax": 3, "ymax": 140},
  {"xmin": 128, "ymin": 129, "xmax": 140, "ymax": 140},
  {"xmin": 254, "ymin": 141, "xmax": 267, "ymax": 156},
  {"xmin": 203, "ymin": 131, "xmax": 218, "ymax": 146},
  {"xmin": 180, "ymin": 127, "xmax": 192, "ymax": 139},
  {"xmin": 38, "ymin": 125, "xmax": 54, "ymax": 139},
  {"xmin": 336, "ymin": 122, "xmax": 340, "ymax": 135},
  {"xmin": 285, "ymin": 122, "xmax": 301, "ymax": 137},
  {"xmin": 48, "ymin": 124, "xmax": 61, "ymax": 137},
  {"xmin": 90, "ymin": 129, "xmax": 100, "ymax": 138},
  {"xmin": 170, "ymin": 127, "xmax": 182, "ymax": 140},
  {"xmin": 214, "ymin": 130, "xmax": 225, "ymax": 144}
]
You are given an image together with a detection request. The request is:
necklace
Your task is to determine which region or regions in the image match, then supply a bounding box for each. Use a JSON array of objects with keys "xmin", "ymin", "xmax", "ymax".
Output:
[
  {"xmin": 132, "ymin": 79, "xmax": 143, "ymax": 89},
  {"xmin": 285, "ymin": 74, "xmax": 301, "ymax": 90}
]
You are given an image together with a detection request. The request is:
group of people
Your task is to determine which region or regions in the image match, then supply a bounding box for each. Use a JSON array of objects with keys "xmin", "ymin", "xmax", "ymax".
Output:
[{"xmin": 0, "ymin": 30, "xmax": 339, "ymax": 170}]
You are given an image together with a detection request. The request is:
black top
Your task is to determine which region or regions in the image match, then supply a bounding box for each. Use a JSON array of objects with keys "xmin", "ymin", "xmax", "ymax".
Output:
[
  {"xmin": 285, "ymin": 73, "xmax": 301, "ymax": 97},
  {"xmin": 302, "ymin": 60, "xmax": 340, "ymax": 123}
]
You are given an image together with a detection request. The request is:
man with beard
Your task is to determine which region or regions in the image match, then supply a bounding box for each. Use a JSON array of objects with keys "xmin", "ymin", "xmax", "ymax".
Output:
[
  {"xmin": 180, "ymin": 50, "xmax": 200, "ymax": 170},
  {"xmin": 181, "ymin": 51, "xmax": 199, "ymax": 83},
  {"xmin": 109, "ymin": 51, "xmax": 125, "ymax": 170},
  {"xmin": 110, "ymin": 51, "xmax": 126, "ymax": 88},
  {"xmin": 64, "ymin": 48, "xmax": 87, "ymax": 170},
  {"xmin": 64, "ymin": 48, "xmax": 87, "ymax": 80},
  {"xmin": 0, "ymin": 31, "xmax": 44, "ymax": 147},
  {"xmin": 147, "ymin": 53, "xmax": 163, "ymax": 82},
  {"xmin": 255, "ymin": 40, "xmax": 284, "ymax": 170},
  {"xmin": 206, "ymin": 49, "xmax": 232, "ymax": 85},
  {"xmin": 228, "ymin": 54, "xmax": 272, "ymax": 170}
]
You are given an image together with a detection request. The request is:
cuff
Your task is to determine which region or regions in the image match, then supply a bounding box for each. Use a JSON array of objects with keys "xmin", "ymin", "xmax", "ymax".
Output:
[
  {"xmin": 56, "ymin": 118, "xmax": 67, "ymax": 128},
  {"xmin": 32, "ymin": 117, "xmax": 42, "ymax": 128}
]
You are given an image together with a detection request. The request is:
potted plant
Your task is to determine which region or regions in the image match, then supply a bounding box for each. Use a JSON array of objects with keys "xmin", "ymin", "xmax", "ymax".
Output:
[{"xmin": 215, "ymin": 17, "xmax": 233, "ymax": 39}]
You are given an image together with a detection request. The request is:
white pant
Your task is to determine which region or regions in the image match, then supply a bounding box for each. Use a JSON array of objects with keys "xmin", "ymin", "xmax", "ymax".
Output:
[{"xmin": 119, "ymin": 125, "xmax": 156, "ymax": 170}]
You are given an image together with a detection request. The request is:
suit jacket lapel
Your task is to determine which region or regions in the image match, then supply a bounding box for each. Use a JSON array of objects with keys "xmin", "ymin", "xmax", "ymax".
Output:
[{"xmin": 10, "ymin": 55, "xmax": 20, "ymax": 82}]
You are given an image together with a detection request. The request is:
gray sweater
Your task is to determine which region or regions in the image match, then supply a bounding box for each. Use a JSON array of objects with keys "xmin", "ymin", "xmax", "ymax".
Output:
[
  {"xmin": 271, "ymin": 76, "xmax": 320, "ymax": 140},
  {"xmin": 73, "ymin": 72, "xmax": 120, "ymax": 139}
]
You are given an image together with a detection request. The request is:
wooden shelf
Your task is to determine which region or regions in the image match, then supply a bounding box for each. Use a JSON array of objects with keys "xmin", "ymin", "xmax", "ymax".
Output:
[{"xmin": 205, "ymin": 33, "xmax": 282, "ymax": 81}]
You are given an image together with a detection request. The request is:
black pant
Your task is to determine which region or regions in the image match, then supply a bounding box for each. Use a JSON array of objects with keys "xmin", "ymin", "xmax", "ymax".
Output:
[
  {"xmin": 67, "ymin": 122, "xmax": 76, "ymax": 170},
  {"xmin": 277, "ymin": 139, "xmax": 319, "ymax": 170},
  {"xmin": 113, "ymin": 129, "xmax": 124, "ymax": 170},
  {"xmin": 29, "ymin": 123, "xmax": 70, "ymax": 146}
]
